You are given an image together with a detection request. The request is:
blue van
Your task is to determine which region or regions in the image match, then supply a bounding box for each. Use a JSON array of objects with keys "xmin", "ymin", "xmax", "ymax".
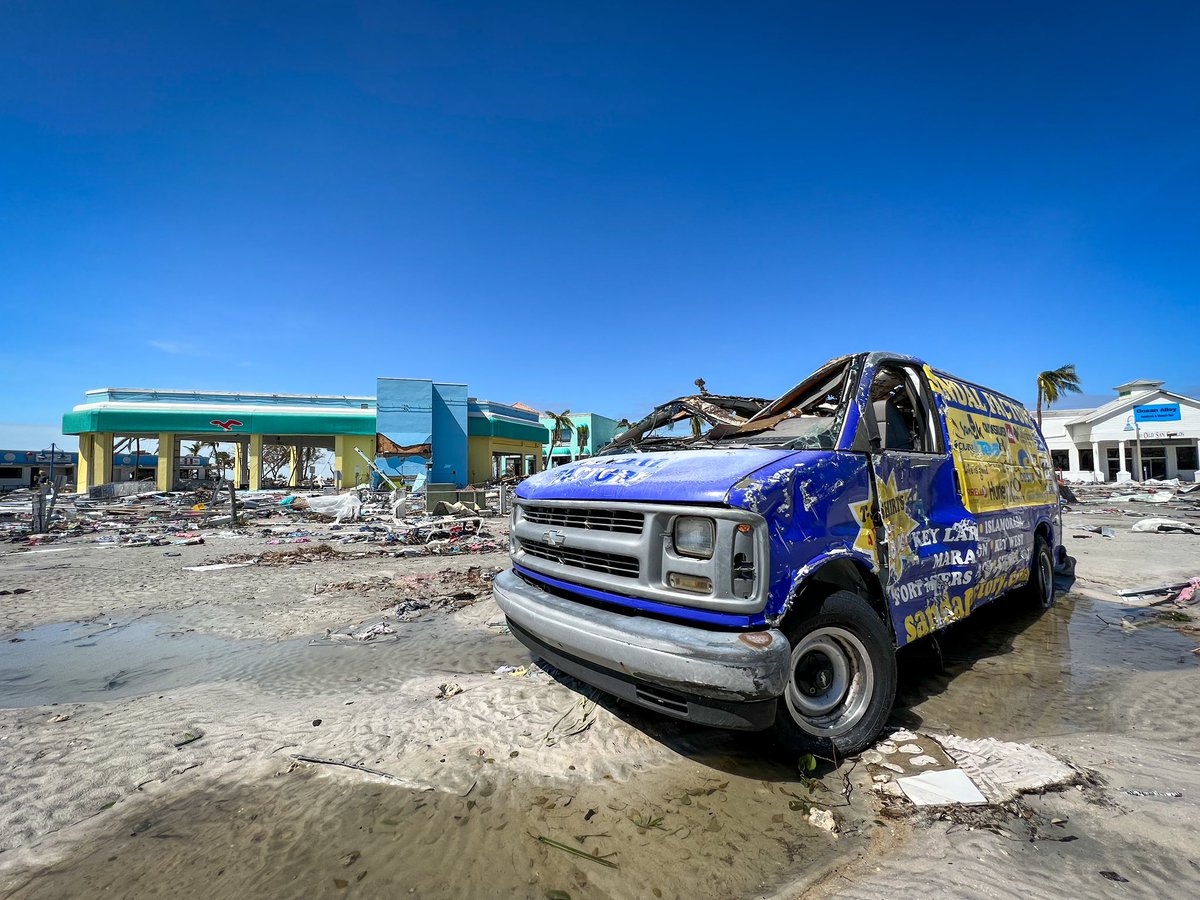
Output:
[{"xmin": 494, "ymin": 352, "xmax": 1063, "ymax": 755}]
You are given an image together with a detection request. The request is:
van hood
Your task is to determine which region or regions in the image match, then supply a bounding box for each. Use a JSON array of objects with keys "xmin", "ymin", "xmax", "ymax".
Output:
[{"xmin": 515, "ymin": 448, "xmax": 808, "ymax": 505}]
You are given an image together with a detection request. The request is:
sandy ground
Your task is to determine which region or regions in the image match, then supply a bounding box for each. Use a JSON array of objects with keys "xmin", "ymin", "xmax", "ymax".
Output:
[{"xmin": 1, "ymin": 505, "xmax": 1198, "ymax": 899}]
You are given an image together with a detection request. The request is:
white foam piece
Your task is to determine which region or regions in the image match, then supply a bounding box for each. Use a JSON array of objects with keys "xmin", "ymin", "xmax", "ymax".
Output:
[
  {"xmin": 934, "ymin": 734, "xmax": 1076, "ymax": 802},
  {"xmin": 896, "ymin": 769, "xmax": 988, "ymax": 806}
]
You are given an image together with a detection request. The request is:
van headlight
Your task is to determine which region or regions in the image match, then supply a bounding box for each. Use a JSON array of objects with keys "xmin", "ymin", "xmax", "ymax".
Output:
[{"xmin": 673, "ymin": 516, "xmax": 715, "ymax": 559}]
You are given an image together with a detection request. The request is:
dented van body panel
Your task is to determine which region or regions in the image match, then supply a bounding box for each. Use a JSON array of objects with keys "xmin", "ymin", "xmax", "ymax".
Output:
[{"xmin": 495, "ymin": 351, "xmax": 1063, "ymax": 731}]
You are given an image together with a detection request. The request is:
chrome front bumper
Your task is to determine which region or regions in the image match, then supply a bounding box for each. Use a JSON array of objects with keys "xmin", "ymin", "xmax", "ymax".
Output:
[{"xmin": 493, "ymin": 569, "xmax": 790, "ymax": 728}]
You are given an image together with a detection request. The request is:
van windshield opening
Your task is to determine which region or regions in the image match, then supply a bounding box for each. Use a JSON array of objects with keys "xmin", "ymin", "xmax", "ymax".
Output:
[{"xmin": 712, "ymin": 357, "xmax": 856, "ymax": 450}]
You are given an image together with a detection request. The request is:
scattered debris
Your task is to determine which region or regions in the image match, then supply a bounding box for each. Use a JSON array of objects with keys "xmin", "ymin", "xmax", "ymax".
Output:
[
  {"xmin": 436, "ymin": 682, "xmax": 464, "ymax": 700},
  {"xmin": 1175, "ymin": 578, "xmax": 1200, "ymax": 604},
  {"xmin": 1116, "ymin": 580, "xmax": 1195, "ymax": 598},
  {"xmin": 290, "ymin": 754, "xmax": 431, "ymax": 789},
  {"xmin": 1131, "ymin": 518, "xmax": 1200, "ymax": 534},
  {"xmin": 1119, "ymin": 788, "xmax": 1183, "ymax": 798},
  {"xmin": 315, "ymin": 566, "xmax": 501, "ymax": 618},
  {"xmin": 207, "ymin": 544, "xmax": 372, "ymax": 568},
  {"xmin": 316, "ymin": 621, "xmax": 397, "ymax": 644},
  {"xmin": 545, "ymin": 697, "xmax": 597, "ymax": 745},
  {"xmin": 534, "ymin": 834, "xmax": 619, "ymax": 869},
  {"xmin": 806, "ymin": 806, "xmax": 839, "ymax": 835},
  {"xmin": 287, "ymin": 493, "xmax": 362, "ymax": 523},
  {"xmin": 172, "ymin": 729, "xmax": 204, "ymax": 748}
]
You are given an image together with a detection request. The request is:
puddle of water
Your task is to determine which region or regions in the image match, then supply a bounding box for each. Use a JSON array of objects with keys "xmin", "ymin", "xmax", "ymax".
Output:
[
  {"xmin": 0, "ymin": 616, "xmax": 520, "ymax": 708},
  {"xmin": 2, "ymin": 752, "xmax": 858, "ymax": 900},
  {"xmin": 893, "ymin": 592, "xmax": 1199, "ymax": 740}
]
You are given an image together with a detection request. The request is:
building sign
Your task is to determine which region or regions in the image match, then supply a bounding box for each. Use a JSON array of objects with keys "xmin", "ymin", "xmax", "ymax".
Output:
[
  {"xmin": 34, "ymin": 451, "xmax": 73, "ymax": 464},
  {"xmin": 1134, "ymin": 403, "xmax": 1181, "ymax": 423}
]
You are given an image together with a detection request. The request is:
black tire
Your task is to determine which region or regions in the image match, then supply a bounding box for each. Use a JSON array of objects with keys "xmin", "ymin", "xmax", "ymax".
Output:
[
  {"xmin": 1021, "ymin": 535, "xmax": 1055, "ymax": 610},
  {"xmin": 771, "ymin": 590, "xmax": 897, "ymax": 759}
]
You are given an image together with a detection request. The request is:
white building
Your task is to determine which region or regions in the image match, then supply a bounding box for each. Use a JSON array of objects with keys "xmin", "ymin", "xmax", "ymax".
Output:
[{"xmin": 1039, "ymin": 380, "xmax": 1200, "ymax": 483}]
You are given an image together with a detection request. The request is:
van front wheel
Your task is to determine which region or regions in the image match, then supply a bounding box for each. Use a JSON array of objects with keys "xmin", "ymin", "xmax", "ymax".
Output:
[{"xmin": 772, "ymin": 590, "xmax": 896, "ymax": 759}]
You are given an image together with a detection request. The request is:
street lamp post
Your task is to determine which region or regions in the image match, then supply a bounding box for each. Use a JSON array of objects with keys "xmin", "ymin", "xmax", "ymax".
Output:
[{"xmin": 1124, "ymin": 416, "xmax": 1144, "ymax": 482}]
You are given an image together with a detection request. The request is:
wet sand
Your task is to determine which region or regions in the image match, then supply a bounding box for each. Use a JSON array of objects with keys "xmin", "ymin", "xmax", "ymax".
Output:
[{"xmin": 1, "ymin": 519, "xmax": 1199, "ymax": 898}]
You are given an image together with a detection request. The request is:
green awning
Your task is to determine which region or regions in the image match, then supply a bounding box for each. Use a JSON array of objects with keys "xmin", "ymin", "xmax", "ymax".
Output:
[
  {"xmin": 468, "ymin": 413, "xmax": 547, "ymax": 443},
  {"xmin": 62, "ymin": 406, "xmax": 376, "ymax": 437}
]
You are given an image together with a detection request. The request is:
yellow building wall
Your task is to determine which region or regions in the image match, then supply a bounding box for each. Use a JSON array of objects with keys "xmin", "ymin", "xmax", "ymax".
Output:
[
  {"xmin": 334, "ymin": 434, "xmax": 376, "ymax": 489},
  {"xmin": 468, "ymin": 436, "xmax": 543, "ymax": 484}
]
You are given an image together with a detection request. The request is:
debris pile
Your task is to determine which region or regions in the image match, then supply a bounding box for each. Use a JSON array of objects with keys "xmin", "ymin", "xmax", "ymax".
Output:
[
  {"xmin": 207, "ymin": 543, "xmax": 376, "ymax": 568},
  {"xmin": 2, "ymin": 485, "xmax": 510, "ymax": 560},
  {"xmin": 314, "ymin": 565, "xmax": 502, "ymax": 617},
  {"xmin": 1066, "ymin": 479, "xmax": 1200, "ymax": 523}
]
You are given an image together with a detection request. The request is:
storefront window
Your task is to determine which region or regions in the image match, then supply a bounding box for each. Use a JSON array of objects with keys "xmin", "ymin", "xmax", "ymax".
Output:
[{"xmin": 1177, "ymin": 446, "xmax": 1198, "ymax": 470}]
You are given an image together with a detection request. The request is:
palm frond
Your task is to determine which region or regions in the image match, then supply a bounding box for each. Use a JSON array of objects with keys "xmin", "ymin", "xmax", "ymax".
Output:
[{"xmin": 1037, "ymin": 364, "xmax": 1082, "ymax": 407}]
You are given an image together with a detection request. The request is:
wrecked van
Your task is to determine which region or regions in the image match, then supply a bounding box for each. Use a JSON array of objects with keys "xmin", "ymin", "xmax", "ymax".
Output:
[{"xmin": 494, "ymin": 352, "xmax": 1063, "ymax": 755}]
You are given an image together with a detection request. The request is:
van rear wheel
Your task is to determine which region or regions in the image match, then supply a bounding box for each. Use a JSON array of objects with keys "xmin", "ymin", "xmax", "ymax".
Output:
[
  {"xmin": 1022, "ymin": 535, "xmax": 1055, "ymax": 610},
  {"xmin": 772, "ymin": 590, "xmax": 896, "ymax": 759}
]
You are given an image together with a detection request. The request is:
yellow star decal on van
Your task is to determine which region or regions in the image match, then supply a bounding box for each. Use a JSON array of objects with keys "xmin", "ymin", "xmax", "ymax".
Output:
[
  {"xmin": 849, "ymin": 495, "xmax": 879, "ymax": 566},
  {"xmin": 875, "ymin": 470, "xmax": 919, "ymax": 583}
]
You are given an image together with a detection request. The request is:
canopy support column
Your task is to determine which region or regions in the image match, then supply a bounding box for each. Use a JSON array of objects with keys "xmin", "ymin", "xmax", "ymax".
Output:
[
  {"xmin": 76, "ymin": 433, "xmax": 94, "ymax": 493},
  {"xmin": 156, "ymin": 433, "xmax": 176, "ymax": 491},
  {"xmin": 249, "ymin": 434, "xmax": 263, "ymax": 491}
]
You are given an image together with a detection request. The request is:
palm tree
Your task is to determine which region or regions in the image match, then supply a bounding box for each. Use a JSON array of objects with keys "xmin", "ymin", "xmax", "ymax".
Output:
[
  {"xmin": 1036, "ymin": 364, "xmax": 1083, "ymax": 427},
  {"xmin": 214, "ymin": 450, "xmax": 235, "ymax": 477},
  {"xmin": 544, "ymin": 410, "xmax": 574, "ymax": 468}
]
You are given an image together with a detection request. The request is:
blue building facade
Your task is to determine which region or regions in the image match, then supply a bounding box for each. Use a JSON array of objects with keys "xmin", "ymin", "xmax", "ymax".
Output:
[{"xmin": 375, "ymin": 378, "xmax": 469, "ymax": 489}]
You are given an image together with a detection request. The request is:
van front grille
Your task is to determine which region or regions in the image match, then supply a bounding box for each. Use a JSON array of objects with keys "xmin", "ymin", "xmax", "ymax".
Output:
[
  {"xmin": 522, "ymin": 505, "xmax": 644, "ymax": 535},
  {"xmin": 518, "ymin": 538, "xmax": 640, "ymax": 579}
]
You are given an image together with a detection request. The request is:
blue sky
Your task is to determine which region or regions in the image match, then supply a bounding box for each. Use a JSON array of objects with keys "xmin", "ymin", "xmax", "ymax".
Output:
[{"xmin": 2, "ymin": 1, "xmax": 1198, "ymax": 451}]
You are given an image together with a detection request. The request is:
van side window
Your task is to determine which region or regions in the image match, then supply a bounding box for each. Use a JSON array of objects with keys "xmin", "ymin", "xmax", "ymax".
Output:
[{"xmin": 869, "ymin": 366, "xmax": 936, "ymax": 453}]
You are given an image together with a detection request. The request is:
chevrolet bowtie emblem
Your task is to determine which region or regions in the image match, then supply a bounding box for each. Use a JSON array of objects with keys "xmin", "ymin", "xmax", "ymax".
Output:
[{"xmin": 544, "ymin": 529, "xmax": 566, "ymax": 547}]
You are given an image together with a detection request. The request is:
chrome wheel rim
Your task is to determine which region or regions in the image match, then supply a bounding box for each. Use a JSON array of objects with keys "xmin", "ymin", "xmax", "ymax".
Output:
[{"xmin": 784, "ymin": 626, "xmax": 874, "ymax": 737}]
